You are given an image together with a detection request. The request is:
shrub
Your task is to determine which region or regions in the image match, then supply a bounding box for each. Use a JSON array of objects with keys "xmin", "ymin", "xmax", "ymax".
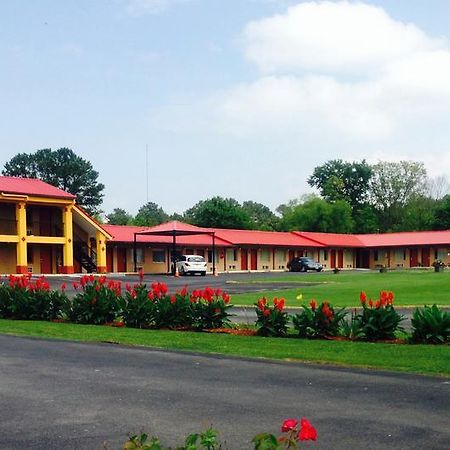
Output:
[
  {"xmin": 123, "ymin": 419, "xmax": 317, "ymax": 450},
  {"xmin": 255, "ymin": 297, "xmax": 289, "ymax": 337},
  {"xmin": 292, "ymin": 300, "xmax": 347, "ymax": 339},
  {"xmin": 411, "ymin": 305, "xmax": 450, "ymax": 344},
  {"xmin": 190, "ymin": 287, "xmax": 232, "ymax": 329},
  {"xmin": 67, "ymin": 275, "xmax": 122, "ymax": 324},
  {"xmin": 150, "ymin": 282, "xmax": 193, "ymax": 329},
  {"xmin": 121, "ymin": 283, "xmax": 154, "ymax": 328},
  {"xmin": 0, "ymin": 274, "xmax": 68, "ymax": 320},
  {"xmin": 356, "ymin": 291, "xmax": 404, "ymax": 341}
]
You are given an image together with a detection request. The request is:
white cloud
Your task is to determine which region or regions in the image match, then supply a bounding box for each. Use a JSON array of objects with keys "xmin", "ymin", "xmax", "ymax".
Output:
[
  {"xmin": 243, "ymin": 1, "xmax": 443, "ymax": 74},
  {"xmin": 149, "ymin": 1, "xmax": 450, "ymax": 178},
  {"xmin": 126, "ymin": 0, "xmax": 192, "ymax": 16}
]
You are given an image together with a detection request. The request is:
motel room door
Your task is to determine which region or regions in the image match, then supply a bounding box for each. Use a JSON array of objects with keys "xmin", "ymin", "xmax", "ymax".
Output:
[
  {"xmin": 116, "ymin": 248, "xmax": 127, "ymax": 272},
  {"xmin": 421, "ymin": 248, "xmax": 430, "ymax": 267},
  {"xmin": 40, "ymin": 246, "xmax": 52, "ymax": 274},
  {"xmin": 410, "ymin": 248, "xmax": 419, "ymax": 267},
  {"xmin": 250, "ymin": 249, "xmax": 258, "ymax": 270},
  {"xmin": 330, "ymin": 250, "xmax": 336, "ymax": 268},
  {"xmin": 337, "ymin": 250, "xmax": 344, "ymax": 268},
  {"xmin": 241, "ymin": 249, "xmax": 248, "ymax": 270},
  {"xmin": 106, "ymin": 249, "xmax": 114, "ymax": 273}
]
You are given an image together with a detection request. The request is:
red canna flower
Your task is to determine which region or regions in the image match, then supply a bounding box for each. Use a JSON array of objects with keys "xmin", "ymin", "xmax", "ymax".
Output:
[
  {"xmin": 309, "ymin": 299, "xmax": 317, "ymax": 311},
  {"xmin": 298, "ymin": 418, "xmax": 317, "ymax": 441},
  {"xmin": 138, "ymin": 268, "xmax": 144, "ymax": 283},
  {"xmin": 281, "ymin": 418, "xmax": 298, "ymax": 433},
  {"xmin": 73, "ymin": 282, "xmax": 79, "ymax": 290},
  {"xmin": 263, "ymin": 308, "xmax": 270, "ymax": 317},
  {"xmin": 360, "ymin": 291, "xmax": 367, "ymax": 305},
  {"xmin": 160, "ymin": 283, "xmax": 168, "ymax": 295},
  {"xmin": 180, "ymin": 286, "xmax": 188, "ymax": 297},
  {"xmin": 170, "ymin": 295, "xmax": 176, "ymax": 304},
  {"xmin": 369, "ymin": 299, "xmax": 374, "ymax": 308},
  {"xmin": 131, "ymin": 290, "xmax": 137, "ymax": 299},
  {"xmin": 61, "ymin": 283, "xmax": 67, "ymax": 291},
  {"xmin": 147, "ymin": 291, "xmax": 154, "ymax": 301}
]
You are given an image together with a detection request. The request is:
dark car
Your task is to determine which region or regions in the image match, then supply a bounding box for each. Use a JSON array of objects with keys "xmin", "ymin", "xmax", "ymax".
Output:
[{"xmin": 287, "ymin": 257, "xmax": 323, "ymax": 272}]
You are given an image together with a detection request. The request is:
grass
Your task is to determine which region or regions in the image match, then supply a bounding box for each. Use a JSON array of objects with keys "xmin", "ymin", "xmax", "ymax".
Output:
[
  {"xmin": 0, "ymin": 319, "xmax": 449, "ymax": 377},
  {"xmin": 230, "ymin": 270, "xmax": 450, "ymax": 307}
]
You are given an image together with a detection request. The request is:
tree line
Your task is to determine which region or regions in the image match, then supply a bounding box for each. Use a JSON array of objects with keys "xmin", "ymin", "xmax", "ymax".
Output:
[{"xmin": 3, "ymin": 149, "xmax": 450, "ymax": 233}]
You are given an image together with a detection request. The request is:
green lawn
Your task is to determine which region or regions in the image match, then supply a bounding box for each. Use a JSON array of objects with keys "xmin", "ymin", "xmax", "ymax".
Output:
[
  {"xmin": 230, "ymin": 270, "xmax": 450, "ymax": 307},
  {"xmin": 0, "ymin": 319, "xmax": 449, "ymax": 377}
]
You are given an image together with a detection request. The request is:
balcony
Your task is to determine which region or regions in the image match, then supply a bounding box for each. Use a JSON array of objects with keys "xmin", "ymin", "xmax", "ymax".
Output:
[
  {"xmin": 26, "ymin": 220, "xmax": 64, "ymax": 237},
  {"xmin": 0, "ymin": 219, "xmax": 18, "ymax": 235}
]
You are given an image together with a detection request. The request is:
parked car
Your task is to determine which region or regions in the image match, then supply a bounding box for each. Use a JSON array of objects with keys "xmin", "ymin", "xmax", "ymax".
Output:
[
  {"xmin": 287, "ymin": 257, "xmax": 323, "ymax": 272},
  {"xmin": 176, "ymin": 255, "xmax": 207, "ymax": 276}
]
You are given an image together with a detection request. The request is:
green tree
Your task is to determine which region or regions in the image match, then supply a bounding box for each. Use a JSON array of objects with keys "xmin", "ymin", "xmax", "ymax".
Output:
[
  {"xmin": 434, "ymin": 195, "xmax": 450, "ymax": 230},
  {"xmin": 106, "ymin": 208, "xmax": 134, "ymax": 225},
  {"xmin": 370, "ymin": 161, "xmax": 427, "ymax": 231},
  {"xmin": 308, "ymin": 159, "xmax": 373, "ymax": 208},
  {"xmin": 241, "ymin": 200, "xmax": 279, "ymax": 230},
  {"xmin": 184, "ymin": 197, "xmax": 251, "ymax": 229},
  {"xmin": 134, "ymin": 202, "xmax": 169, "ymax": 227},
  {"xmin": 281, "ymin": 196, "xmax": 353, "ymax": 233},
  {"xmin": 2, "ymin": 148, "xmax": 104, "ymax": 214}
]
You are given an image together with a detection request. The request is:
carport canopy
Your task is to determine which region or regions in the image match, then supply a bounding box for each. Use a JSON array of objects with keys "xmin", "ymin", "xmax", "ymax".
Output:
[{"xmin": 133, "ymin": 221, "xmax": 217, "ymax": 275}]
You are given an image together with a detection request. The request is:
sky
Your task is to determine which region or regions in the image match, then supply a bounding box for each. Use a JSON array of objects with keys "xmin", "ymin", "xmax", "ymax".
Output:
[{"xmin": 1, "ymin": 0, "xmax": 450, "ymax": 216}]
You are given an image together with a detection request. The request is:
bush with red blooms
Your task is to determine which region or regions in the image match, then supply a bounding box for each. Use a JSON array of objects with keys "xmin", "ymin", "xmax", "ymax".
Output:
[
  {"xmin": 190, "ymin": 287, "xmax": 232, "ymax": 329},
  {"xmin": 119, "ymin": 282, "xmax": 155, "ymax": 328},
  {"xmin": 292, "ymin": 299, "xmax": 347, "ymax": 339},
  {"xmin": 255, "ymin": 297, "xmax": 289, "ymax": 337},
  {"xmin": 66, "ymin": 275, "xmax": 122, "ymax": 325},
  {"xmin": 123, "ymin": 418, "xmax": 317, "ymax": 449},
  {"xmin": 355, "ymin": 290, "xmax": 404, "ymax": 340},
  {"xmin": 0, "ymin": 274, "xmax": 68, "ymax": 321},
  {"xmin": 253, "ymin": 418, "xmax": 318, "ymax": 449}
]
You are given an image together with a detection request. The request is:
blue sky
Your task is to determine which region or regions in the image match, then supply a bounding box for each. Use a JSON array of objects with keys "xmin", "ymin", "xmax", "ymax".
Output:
[{"xmin": 1, "ymin": 0, "xmax": 450, "ymax": 216}]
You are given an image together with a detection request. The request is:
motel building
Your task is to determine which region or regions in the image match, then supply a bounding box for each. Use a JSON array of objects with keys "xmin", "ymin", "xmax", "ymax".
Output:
[{"xmin": 1, "ymin": 176, "xmax": 450, "ymax": 275}]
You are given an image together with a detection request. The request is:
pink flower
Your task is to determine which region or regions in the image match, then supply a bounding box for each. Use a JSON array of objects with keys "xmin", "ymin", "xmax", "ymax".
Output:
[
  {"xmin": 281, "ymin": 418, "xmax": 298, "ymax": 433},
  {"xmin": 298, "ymin": 418, "xmax": 317, "ymax": 441}
]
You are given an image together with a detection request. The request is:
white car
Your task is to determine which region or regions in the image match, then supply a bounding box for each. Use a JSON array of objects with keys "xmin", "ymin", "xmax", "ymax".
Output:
[{"xmin": 176, "ymin": 255, "xmax": 207, "ymax": 276}]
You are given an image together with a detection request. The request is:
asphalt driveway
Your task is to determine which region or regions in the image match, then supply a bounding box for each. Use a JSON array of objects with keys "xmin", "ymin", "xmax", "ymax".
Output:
[{"xmin": 0, "ymin": 335, "xmax": 449, "ymax": 449}]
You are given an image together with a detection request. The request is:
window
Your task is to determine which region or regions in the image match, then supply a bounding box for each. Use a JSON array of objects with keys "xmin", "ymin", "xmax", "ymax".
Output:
[
  {"xmin": 403, "ymin": 250, "xmax": 407, "ymax": 261},
  {"xmin": 395, "ymin": 249, "xmax": 403, "ymax": 260},
  {"xmin": 323, "ymin": 250, "xmax": 328, "ymax": 261},
  {"xmin": 27, "ymin": 246, "xmax": 34, "ymax": 264},
  {"xmin": 152, "ymin": 250, "xmax": 165, "ymax": 263},
  {"xmin": 261, "ymin": 249, "xmax": 270, "ymax": 261},
  {"xmin": 226, "ymin": 249, "xmax": 237, "ymax": 261},
  {"xmin": 136, "ymin": 248, "xmax": 144, "ymax": 264}
]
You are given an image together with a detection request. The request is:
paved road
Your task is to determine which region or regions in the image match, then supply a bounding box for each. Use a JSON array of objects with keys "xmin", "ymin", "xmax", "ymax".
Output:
[{"xmin": 0, "ymin": 335, "xmax": 449, "ymax": 449}]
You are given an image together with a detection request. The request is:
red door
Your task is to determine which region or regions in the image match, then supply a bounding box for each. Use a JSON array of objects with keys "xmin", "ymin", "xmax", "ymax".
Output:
[
  {"xmin": 410, "ymin": 248, "xmax": 418, "ymax": 267},
  {"xmin": 337, "ymin": 250, "xmax": 344, "ymax": 268},
  {"xmin": 250, "ymin": 249, "xmax": 258, "ymax": 270},
  {"xmin": 40, "ymin": 246, "xmax": 52, "ymax": 274},
  {"xmin": 117, "ymin": 248, "xmax": 127, "ymax": 272},
  {"xmin": 421, "ymin": 248, "xmax": 430, "ymax": 267},
  {"xmin": 330, "ymin": 250, "xmax": 336, "ymax": 268},
  {"xmin": 241, "ymin": 249, "xmax": 248, "ymax": 270},
  {"xmin": 288, "ymin": 250, "xmax": 295, "ymax": 261},
  {"xmin": 106, "ymin": 248, "xmax": 114, "ymax": 272}
]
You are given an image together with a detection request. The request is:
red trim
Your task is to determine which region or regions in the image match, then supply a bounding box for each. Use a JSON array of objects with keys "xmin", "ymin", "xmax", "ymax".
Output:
[
  {"xmin": 60, "ymin": 266, "xmax": 74, "ymax": 274},
  {"xmin": 97, "ymin": 266, "xmax": 107, "ymax": 274},
  {"xmin": 16, "ymin": 265, "xmax": 28, "ymax": 274}
]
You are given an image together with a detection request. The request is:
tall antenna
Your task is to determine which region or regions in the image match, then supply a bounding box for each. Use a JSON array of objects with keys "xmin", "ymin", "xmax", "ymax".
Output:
[{"xmin": 146, "ymin": 144, "xmax": 149, "ymax": 203}]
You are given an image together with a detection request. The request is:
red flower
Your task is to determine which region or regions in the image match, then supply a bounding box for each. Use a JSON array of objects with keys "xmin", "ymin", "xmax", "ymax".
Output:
[
  {"xmin": 138, "ymin": 268, "xmax": 144, "ymax": 283},
  {"xmin": 263, "ymin": 308, "xmax": 270, "ymax": 317},
  {"xmin": 160, "ymin": 283, "xmax": 168, "ymax": 295},
  {"xmin": 257, "ymin": 297, "xmax": 267, "ymax": 311},
  {"xmin": 298, "ymin": 418, "xmax": 317, "ymax": 441},
  {"xmin": 147, "ymin": 291, "xmax": 154, "ymax": 301},
  {"xmin": 215, "ymin": 288, "xmax": 222, "ymax": 297},
  {"xmin": 368, "ymin": 299, "xmax": 374, "ymax": 308},
  {"xmin": 222, "ymin": 293, "xmax": 230, "ymax": 304},
  {"xmin": 274, "ymin": 298, "xmax": 285, "ymax": 311},
  {"xmin": 180, "ymin": 286, "xmax": 188, "ymax": 297},
  {"xmin": 125, "ymin": 283, "xmax": 132, "ymax": 292},
  {"xmin": 170, "ymin": 295, "xmax": 176, "ymax": 304},
  {"xmin": 281, "ymin": 418, "xmax": 298, "ymax": 433},
  {"xmin": 72, "ymin": 282, "xmax": 79, "ymax": 290},
  {"xmin": 61, "ymin": 283, "xmax": 67, "ymax": 291},
  {"xmin": 131, "ymin": 290, "xmax": 137, "ymax": 299},
  {"xmin": 309, "ymin": 299, "xmax": 317, "ymax": 311},
  {"xmin": 360, "ymin": 291, "xmax": 367, "ymax": 305}
]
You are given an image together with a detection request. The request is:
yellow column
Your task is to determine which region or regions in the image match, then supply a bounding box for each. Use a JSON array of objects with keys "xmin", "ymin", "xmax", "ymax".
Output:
[
  {"xmin": 96, "ymin": 230, "xmax": 107, "ymax": 273},
  {"xmin": 62, "ymin": 206, "xmax": 74, "ymax": 274},
  {"xmin": 15, "ymin": 202, "xmax": 28, "ymax": 274}
]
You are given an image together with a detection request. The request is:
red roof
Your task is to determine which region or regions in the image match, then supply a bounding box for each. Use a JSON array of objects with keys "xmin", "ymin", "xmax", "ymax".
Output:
[
  {"xmin": 136, "ymin": 220, "xmax": 213, "ymax": 236},
  {"xmin": 103, "ymin": 225, "xmax": 232, "ymax": 247},
  {"xmin": 294, "ymin": 231, "xmax": 364, "ymax": 247},
  {"xmin": 356, "ymin": 230, "xmax": 450, "ymax": 247},
  {"xmin": 0, "ymin": 176, "xmax": 75, "ymax": 199},
  {"xmin": 212, "ymin": 228, "xmax": 323, "ymax": 247}
]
